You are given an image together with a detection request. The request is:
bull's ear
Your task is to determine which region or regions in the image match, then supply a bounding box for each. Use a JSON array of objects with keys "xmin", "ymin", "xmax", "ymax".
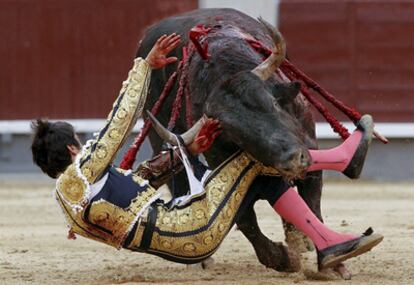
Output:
[{"xmin": 271, "ymin": 81, "xmax": 301, "ymax": 105}]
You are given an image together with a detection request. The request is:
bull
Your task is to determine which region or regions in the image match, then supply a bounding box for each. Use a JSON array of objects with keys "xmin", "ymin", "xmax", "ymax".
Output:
[{"xmin": 136, "ymin": 8, "xmax": 323, "ymax": 272}]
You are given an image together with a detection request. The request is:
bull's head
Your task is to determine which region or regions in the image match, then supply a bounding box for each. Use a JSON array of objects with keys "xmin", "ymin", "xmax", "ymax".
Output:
[{"xmin": 204, "ymin": 19, "xmax": 311, "ymax": 180}]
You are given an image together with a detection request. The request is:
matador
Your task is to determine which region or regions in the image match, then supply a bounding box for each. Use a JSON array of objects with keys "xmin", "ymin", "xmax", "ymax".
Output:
[{"xmin": 31, "ymin": 34, "xmax": 382, "ymax": 270}]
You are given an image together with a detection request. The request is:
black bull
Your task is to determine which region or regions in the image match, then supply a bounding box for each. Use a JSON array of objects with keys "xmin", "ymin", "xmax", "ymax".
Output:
[{"xmin": 137, "ymin": 8, "xmax": 323, "ymax": 271}]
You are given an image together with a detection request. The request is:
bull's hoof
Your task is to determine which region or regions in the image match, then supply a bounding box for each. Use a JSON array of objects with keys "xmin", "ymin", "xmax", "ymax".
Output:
[
  {"xmin": 304, "ymin": 263, "xmax": 352, "ymax": 280},
  {"xmin": 201, "ymin": 257, "xmax": 215, "ymax": 269},
  {"xmin": 333, "ymin": 263, "xmax": 352, "ymax": 280},
  {"xmin": 284, "ymin": 224, "xmax": 314, "ymax": 253},
  {"xmin": 254, "ymin": 241, "xmax": 301, "ymax": 272},
  {"xmin": 283, "ymin": 245, "xmax": 302, "ymax": 272},
  {"xmin": 185, "ymin": 257, "xmax": 215, "ymax": 270}
]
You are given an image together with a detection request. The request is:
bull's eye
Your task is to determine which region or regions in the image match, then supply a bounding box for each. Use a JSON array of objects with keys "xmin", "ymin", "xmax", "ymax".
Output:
[{"xmin": 273, "ymin": 99, "xmax": 281, "ymax": 111}]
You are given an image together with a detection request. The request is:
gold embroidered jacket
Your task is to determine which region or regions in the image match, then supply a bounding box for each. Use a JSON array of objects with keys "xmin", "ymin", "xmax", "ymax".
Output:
[{"xmin": 54, "ymin": 58, "xmax": 159, "ymax": 249}]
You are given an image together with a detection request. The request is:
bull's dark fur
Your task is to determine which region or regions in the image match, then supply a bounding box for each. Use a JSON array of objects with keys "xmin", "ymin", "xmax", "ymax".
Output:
[{"xmin": 137, "ymin": 8, "xmax": 323, "ymax": 271}]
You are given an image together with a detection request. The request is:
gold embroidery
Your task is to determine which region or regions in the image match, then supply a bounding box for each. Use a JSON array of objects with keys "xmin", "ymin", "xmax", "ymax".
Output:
[
  {"xmin": 79, "ymin": 58, "xmax": 151, "ymax": 185},
  {"xmin": 57, "ymin": 58, "xmax": 151, "ymax": 207},
  {"xmin": 183, "ymin": 243, "xmax": 196, "ymax": 253},
  {"xmin": 144, "ymin": 152, "xmax": 261, "ymax": 258},
  {"xmin": 114, "ymin": 168, "xmax": 129, "ymax": 175},
  {"xmin": 195, "ymin": 209, "xmax": 206, "ymax": 220},
  {"xmin": 203, "ymin": 235, "xmax": 213, "ymax": 245},
  {"xmin": 127, "ymin": 88, "xmax": 138, "ymax": 98},
  {"xmin": 127, "ymin": 209, "xmax": 148, "ymax": 249},
  {"xmin": 95, "ymin": 144, "xmax": 108, "ymax": 159},
  {"xmin": 127, "ymin": 186, "xmax": 157, "ymax": 215},
  {"xmin": 117, "ymin": 108, "xmax": 127, "ymax": 119},
  {"xmin": 109, "ymin": 128, "xmax": 121, "ymax": 140},
  {"xmin": 82, "ymin": 167, "xmax": 93, "ymax": 181},
  {"xmin": 131, "ymin": 173, "xmax": 150, "ymax": 186},
  {"xmin": 56, "ymin": 181, "xmax": 159, "ymax": 249},
  {"xmin": 89, "ymin": 201, "xmax": 134, "ymax": 242},
  {"xmin": 57, "ymin": 165, "xmax": 87, "ymax": 206},
  {"xmin": 162, "ymin": 240, "xmax": 172, "ymax": 249},
  {"xmin": 55, "ymin": 192, "xmax": 119, "ymax": 248},
  {"xmin": 55, "ymin": 58, "xmax": 154, "ymax": 248}
]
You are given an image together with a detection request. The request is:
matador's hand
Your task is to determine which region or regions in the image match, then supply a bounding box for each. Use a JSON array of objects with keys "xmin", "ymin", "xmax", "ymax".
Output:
[
  {"xmin": 188, "ymin": 118, "xmax": 221, "ymax": 155},
  {"xmin": 145, "ymin": 33, "xmax": 181, "ymax": 69}
]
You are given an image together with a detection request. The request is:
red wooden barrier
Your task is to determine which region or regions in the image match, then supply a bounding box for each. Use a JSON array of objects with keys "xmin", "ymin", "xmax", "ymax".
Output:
[
  {"xmin": 0, "ymin": 0, "xmax": 197, "ymax": 120},
  {"xmin": 279, "ymin": 0, "xmax": 414, "ymax": 122}
]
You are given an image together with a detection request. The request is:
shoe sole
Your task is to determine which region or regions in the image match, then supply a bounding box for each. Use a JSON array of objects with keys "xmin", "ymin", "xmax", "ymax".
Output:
[
  {"xmin": 343, "ymin": 115, "xmax": 374, "ymax": 179},
  {"xmin": 319, "ymin": 233, "xmax": 384, "ymax": 270}
]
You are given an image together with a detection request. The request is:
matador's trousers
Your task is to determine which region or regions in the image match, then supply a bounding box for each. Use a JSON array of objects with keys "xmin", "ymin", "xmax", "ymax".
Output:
[{"xmin": 124, "ymin": 151, "xmax": 289, "ymax": 263}]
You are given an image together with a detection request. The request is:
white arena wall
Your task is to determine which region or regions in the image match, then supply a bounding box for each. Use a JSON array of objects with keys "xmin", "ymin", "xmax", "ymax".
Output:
[
  {"xmin": 1, "ymin": 119, "xmax": 413, "ymax": 181},
  {"xmin": 199, "ymin": 0, "xmax": 280, "ymax": 26}
]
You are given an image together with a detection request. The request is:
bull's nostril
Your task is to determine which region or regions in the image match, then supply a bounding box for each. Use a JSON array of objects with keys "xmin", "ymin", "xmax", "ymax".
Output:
[
  {"xmin": 299, "ymin": 152, "xmax": 310, "ymax": 168},
  {"xmin": 301, "ymin": 153, "xmax": 306, "ymax": 163}
]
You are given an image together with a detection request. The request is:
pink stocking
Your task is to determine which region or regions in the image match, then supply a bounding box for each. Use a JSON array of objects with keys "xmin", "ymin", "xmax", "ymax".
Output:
[
  {"xmin": 308, "ymin": 130, "xmax": 362, "ymax": 172},
  {"xmin": 274, "ymin": 188, "xmax": 356, "ymax": 250}
]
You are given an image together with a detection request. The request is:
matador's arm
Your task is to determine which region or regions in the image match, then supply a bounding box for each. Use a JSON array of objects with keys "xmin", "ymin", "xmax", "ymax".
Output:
[
  {"xmin": 78, "ymin": 34, "xmax": 181, "ymax": 184},
  {"xmin": 78, "ymin": 58, "xmax": 151, "ymax": 184},
  {"xmin": 135, "ymin": 117, "xmax": 222, "ymax": 188}
]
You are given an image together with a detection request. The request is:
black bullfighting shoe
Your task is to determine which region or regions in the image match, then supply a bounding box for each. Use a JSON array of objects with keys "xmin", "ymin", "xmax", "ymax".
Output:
[
  {"xmin": 317, "ymin": 228, "xmax": 383, "ymax": 270},
  {"xmin": 343, "ymin": 114, "xmax": 374, "ymax": 179}
]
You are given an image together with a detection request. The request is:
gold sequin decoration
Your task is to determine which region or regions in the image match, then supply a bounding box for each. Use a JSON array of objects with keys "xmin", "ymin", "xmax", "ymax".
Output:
[
  {"xmin": 117, "ymin": 108, "xmax": 127, "ymax": 119},
  {"xmin": 127, "ymin": 186, "xmax": 157, "ymax": 216},
  {"xmin": 162, "ymin": 240, "xmax": 172, "ymax": 249},
  {"xmin": 183, "ymin": 243, "xmax": 196, "ymax": 252},
  {"xmin": 88, "ymin": 200, "xmax": 135, "ymax": 244},
  {"xmin": 195, "ymin": 209, "xmax": 205, "ymax": 220},
  {"xmin": 95, "ymin": 144, "xmax": 108, "ymax": 159},
  {"xmin": 109, "ymin": 128, "xmax": 121, "ymax": 140},
  {"xmin": 82, "ymin": 167, "xmax": 93, "ymax": 181},
  {"xmin": 127, "ymin": 88, "xmax": 137, "ymax": 98},
  {"xmin": 57, "ymin": 165, "xmax": 87, "ymax": 205},
  {"xmin": 77, "ymin": 58, "xmax": 151, "ymax": 185},
  {"xmin": 55, "ymin": 58, "xmax": 154, "ymax": 249},
  {"xmin": 203, "ymin": 235, "xmax": 213, "ymax": 245},
  {"xmin": 131, "ymin": 173, "xmax": 150, "ymax": 186},
  {"xmin": 144, "ymin": 152, "xmax": 262, "ymax": 258}
]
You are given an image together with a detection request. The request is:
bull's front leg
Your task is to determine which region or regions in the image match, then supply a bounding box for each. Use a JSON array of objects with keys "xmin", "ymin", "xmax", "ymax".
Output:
[{"xmin": 237, "ymin": 203, "xmax": 301, "ymax": 272}]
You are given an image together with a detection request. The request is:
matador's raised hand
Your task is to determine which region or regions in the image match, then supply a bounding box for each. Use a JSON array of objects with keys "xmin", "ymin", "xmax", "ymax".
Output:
[
  {"xmin": 188, "ymin": 118, "xmax": 222, "ymax": 155},
  {"xmin": 145, "ymin": 33, "xmax": 181, "ymax": 69}
]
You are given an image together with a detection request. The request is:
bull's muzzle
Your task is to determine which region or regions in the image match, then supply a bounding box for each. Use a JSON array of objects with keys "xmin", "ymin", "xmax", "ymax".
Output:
[{"xmin": 278, "ymin": 149, "xmax": 311, "ymax": 180}]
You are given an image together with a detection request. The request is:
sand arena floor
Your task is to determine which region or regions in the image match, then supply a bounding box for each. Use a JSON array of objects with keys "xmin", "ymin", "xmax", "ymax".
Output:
[{"xmin": 0, "ymin": 179, "xmax": 413, "ymax": 285}]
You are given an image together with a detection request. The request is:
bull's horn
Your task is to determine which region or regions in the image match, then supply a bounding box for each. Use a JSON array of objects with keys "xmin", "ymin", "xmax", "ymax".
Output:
[
  {"xmin": 146, "ymin": 110, "xmax": 206, "ymax": 146},
  {"xmin": 251, "ymin": 17, "xmax": 286, "ymax": 81}
]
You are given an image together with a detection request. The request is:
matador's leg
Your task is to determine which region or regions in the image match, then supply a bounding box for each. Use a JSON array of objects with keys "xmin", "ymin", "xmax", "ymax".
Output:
[
  {"xmin": 307, "ymin": 115, "xmax": 374, "ymax": 179},
  {"xmin": 125, "ymin": 151, "xmax": 262, "ymax": 263},
  {"xmin": 134, "ymin": 145, "xmax": 301, "ymax": 271}
]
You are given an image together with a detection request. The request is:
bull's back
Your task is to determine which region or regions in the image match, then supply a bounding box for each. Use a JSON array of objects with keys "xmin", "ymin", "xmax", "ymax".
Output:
[
  {"xmin": 137, "ymin": 8, "xmax": 263, "ymax": 59},
  {"xmin": 136, "ymin": 8, "xmax": 266, "ymax": 142}
]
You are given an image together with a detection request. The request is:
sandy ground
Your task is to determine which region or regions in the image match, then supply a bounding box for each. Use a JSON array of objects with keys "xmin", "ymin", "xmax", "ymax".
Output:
[{"xmin": 0, "ymin": 178, "xmax": 413, "ymax": 285}]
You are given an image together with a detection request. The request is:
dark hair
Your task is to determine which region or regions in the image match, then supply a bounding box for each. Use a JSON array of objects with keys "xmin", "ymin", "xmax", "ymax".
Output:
[{"xmin": 31, "ymin": 119, "xmax": 80, "ymax": 178}]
